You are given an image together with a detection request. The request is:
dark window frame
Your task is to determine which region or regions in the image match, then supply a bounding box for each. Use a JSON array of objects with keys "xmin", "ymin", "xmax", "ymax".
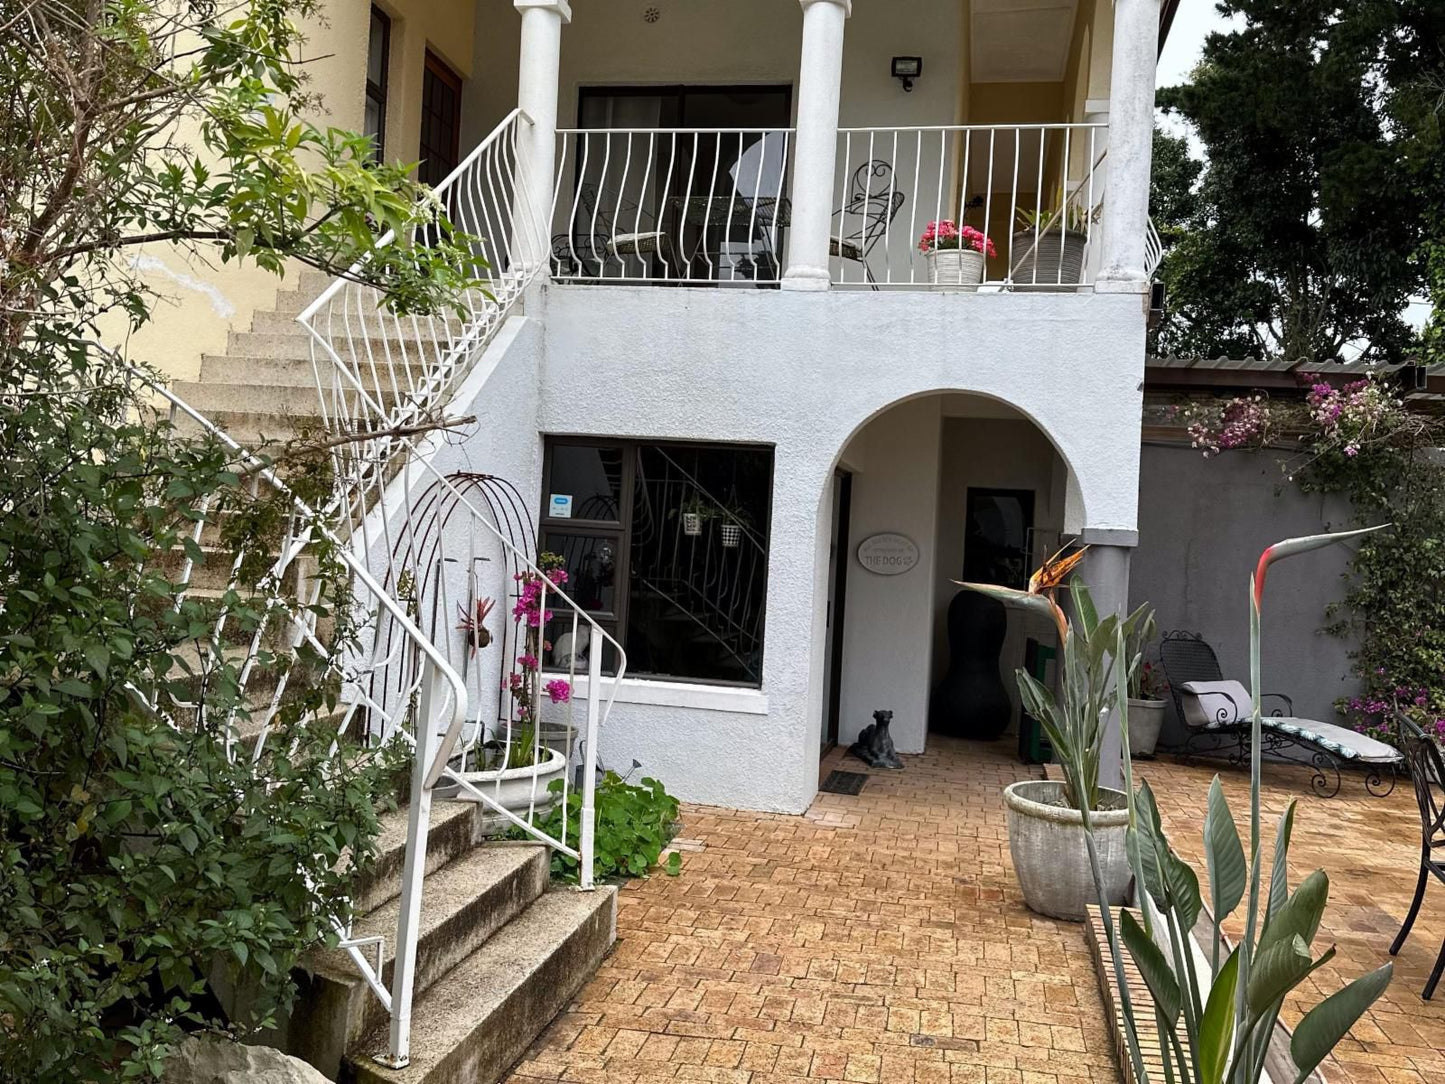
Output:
[
  {"xmin": 962, "ymin": 487, "xmax": 1037, "ymax": 591},
  {"xmin": 365, "ymin": 7, "xmax": 391, "ymax": 161},
  {"xmin": 419, "ymin": 49, "xmax": 463, "ymax": 187},
  {"xmin": 540, "ymin": 436, "xmax": 774, "ymax": 688}
]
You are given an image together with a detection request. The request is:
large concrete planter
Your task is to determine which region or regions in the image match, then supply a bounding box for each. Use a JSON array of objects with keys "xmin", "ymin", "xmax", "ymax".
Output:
[
  {"xmin": 1003, "ymin": 779, "xmax": 1130, "ymax": 921},
  {"xmin": 451, "ymin": 746, "xmax": 567, "ymax": 834},
  {"xmin": 1128, "ymin": 698, "xmax": 1166, "ymax": 759}
]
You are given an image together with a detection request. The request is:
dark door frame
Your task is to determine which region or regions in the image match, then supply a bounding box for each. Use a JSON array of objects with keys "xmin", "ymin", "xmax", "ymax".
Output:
[{"xmin": 822, "ymin": 470, "xmax": 852, "ymax": 752}]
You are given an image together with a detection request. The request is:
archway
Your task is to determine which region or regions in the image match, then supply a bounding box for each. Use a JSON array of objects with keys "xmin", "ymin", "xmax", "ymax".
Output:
[{"xmin": 819, "ymin": 390, "xmax": 1081, "ymax": 765}]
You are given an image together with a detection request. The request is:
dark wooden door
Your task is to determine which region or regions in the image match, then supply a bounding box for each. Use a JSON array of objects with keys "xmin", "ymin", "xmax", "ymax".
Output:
[{"xmin": 418, "ymin": 51, "xmax": 462, "ymax": 187}]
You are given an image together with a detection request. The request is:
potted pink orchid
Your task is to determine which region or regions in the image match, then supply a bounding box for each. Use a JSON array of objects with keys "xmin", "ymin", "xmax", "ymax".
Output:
[{"xmin": 918, "ymin": 219, "xmax": 995, "ymax": 290}]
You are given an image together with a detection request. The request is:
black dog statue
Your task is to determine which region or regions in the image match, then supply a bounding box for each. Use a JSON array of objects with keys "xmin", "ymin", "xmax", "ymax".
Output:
[{"xmin": 848, "ymin": 709, "xmax": 903, "ymax": 769}]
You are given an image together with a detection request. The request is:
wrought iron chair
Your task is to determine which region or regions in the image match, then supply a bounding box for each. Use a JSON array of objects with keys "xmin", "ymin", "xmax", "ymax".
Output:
[
  {"xmin": 1391, "ymin": 729, "xmax": 1445, "ymax": 1000},
  {"xmin": 550, "ymin": 182, "xmax": 676, "ymax": 279},
  {"xmin": 1158, "ymin": 630, "xmax": 1402, "ymax": 798},
  {"xmin": 829, "ymin": 160, "xmax": 905, "ymax": 289}
]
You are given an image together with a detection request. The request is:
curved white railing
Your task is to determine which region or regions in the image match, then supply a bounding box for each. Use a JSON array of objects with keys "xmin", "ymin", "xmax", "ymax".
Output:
[
  {"xmin": 144, "ymin": 109, "xmax": 627, "ymax": 1071},
  {"xmin": 1144, "ymin": 215, "xmax": 1164, "ymax": 279}
]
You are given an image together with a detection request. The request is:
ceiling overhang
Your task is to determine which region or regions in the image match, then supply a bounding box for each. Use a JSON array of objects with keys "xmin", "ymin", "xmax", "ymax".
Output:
[{"xmin": 970, "ymin": 0, "xmax": 1081, "ymax": 84}]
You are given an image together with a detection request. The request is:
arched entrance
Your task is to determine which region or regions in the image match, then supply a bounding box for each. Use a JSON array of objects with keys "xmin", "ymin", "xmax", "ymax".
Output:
[{"xmin": 820, "ymin": 390, "xmax": 1081, "ymax": 763}]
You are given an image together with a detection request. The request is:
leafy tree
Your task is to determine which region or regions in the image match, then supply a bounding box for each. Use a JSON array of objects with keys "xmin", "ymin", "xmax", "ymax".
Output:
[
  {"xmin": 0, "ymin": 1, "xmax": 477, "ymax": 1079},
  {"xmin": 1154, "ymin": 0, "xmax": 1424, "ymax": 365}
]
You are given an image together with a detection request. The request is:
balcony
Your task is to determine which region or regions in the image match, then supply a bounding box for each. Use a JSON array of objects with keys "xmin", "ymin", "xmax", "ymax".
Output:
[{"xmin": 547, "ymin": 122, "xmax": 1109, "ymax": 290}]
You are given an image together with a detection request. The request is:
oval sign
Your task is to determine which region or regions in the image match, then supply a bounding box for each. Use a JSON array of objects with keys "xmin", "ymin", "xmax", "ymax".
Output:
[{"xmin": 857, "ymin": 533, "xmax": 919, "ymax": 576}]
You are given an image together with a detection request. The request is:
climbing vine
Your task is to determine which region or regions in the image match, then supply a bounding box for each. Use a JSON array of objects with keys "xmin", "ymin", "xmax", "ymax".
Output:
[{"xmin": 1181, "ymin": 373, "xmax": 1445, "ymax": 743}]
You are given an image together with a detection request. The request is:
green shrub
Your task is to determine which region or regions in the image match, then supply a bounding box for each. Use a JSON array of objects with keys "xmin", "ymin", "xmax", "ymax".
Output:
[{"xmin": 524, "ymin": 773, "xmax": 682, "ymax": 882}]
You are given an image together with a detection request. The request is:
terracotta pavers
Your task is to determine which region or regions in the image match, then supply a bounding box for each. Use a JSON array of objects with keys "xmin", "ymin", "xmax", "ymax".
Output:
[
  {"xmin": 506, "ymin": 739, "xmax": 1120, "ymax": 1084},
  {"xmin": 1139, "ymin": 756, "xmax": 1445, "ymax": 1084},
  {"xmin": 507, "ymin": 742, "xmax": 1444, "ymax": 1084}
]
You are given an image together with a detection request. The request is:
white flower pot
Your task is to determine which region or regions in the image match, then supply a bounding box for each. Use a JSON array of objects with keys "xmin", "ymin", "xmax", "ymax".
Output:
[
  {"xmin": 448, "ymin": 746, "xmax": 567, "ymax": 834},
  {"xmin": 926, "ymin": 247, "xmax": 985, "ymax": 290},
  {"xmin": 682, "ymin": 512, "xmax": 703, "ymax": 536},
  {"xmin": 1003, "ymin": 780, "xmax": 1131, "ymax": 921},
  {"xmin": 720, "ymin": 522, "xmax": 742, "ymax": 548},
  {"xmin": 1128, "ymin": 698, "xmax": 1166, "ymax": 759},
  {"xmin": 1009, "ymin": 228, "xmax": 1087, "ymax": 289}
]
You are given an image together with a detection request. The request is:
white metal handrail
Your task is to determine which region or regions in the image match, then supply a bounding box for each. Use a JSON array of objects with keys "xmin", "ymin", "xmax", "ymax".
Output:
[
  {"xmin": 1145, "ymin": 215, "xmax": 1164, "ymax": 278},
  {"xmin": 277, "ymin": 110, "xmax": 627, "ymax": 1068},
  {"xmin": 832, "ymin": 122, "xmax": 1108, "ymax": 289},
  {"xmin": 551, "ymin": 127, "xmax": 794, "ymax": 285}
]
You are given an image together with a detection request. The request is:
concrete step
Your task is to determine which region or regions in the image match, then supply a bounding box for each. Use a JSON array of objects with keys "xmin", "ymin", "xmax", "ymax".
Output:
[
  {"xmin": 290, "ymin": 844, "xmax": 550, "ymax": 1079},
  {"xmin": 171, "ymin": 406, "xmax": 316, "ymax": 443},
  {"xmin": 353, "ymin": 801, "xmax": 485, "ymax": 916},
  {"xmin": 171, "ymin": 378, "xmax": 410, "ymax": 420},
  {"xmin": 198, "ymin": 354, "xmax": 429, "ymax": 388},
  {"xmin": 226, "ymin": 331, "xmax": 420, "ymax": 363},
  {"xmin": 346, "ymin": 886, "xmax": 617, "ymax": 1084},
  {"xmin": 252, "ymin": 308, "xmax": 467, "ymax": 338}
]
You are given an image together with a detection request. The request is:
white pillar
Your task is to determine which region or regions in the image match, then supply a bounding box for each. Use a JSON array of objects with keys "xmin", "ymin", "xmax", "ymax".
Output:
[
  {"xmin": 1094, "ymin": 0, "xmax": 1160, "ymax": 293},
  {"xmin": 1076, "ymin": 539, "xmax": 1136, "ymax": 793},
  {"xmin": 513, "ymin": 0, "xmax": 570, "ymax": 274},
  {"xmin": 781, "ymin": 0, "xmax": 851, "ymax": 292}
]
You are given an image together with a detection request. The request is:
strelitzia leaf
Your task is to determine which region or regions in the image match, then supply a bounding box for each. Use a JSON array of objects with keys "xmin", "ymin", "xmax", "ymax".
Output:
[
  {"xmin": 1261, "ymin": 869, "xmax": 1329, "ymax": 955},
  {"xmin": 1121, "ymin": 910, "xmax": 1182, "ymax": 1027},
  {"xmin": 958, "ymin": 580, "xmax": 1069, "ymax": 643},
  {"xmin": 1266, "ymin": 800, "xmax": 1297, "ymax": 927},
  {"xmin": 1165, "ymin": 848, "xmax": 1204, "ymax": 933},
  {"xmin": 1246, "ymin": 933, "xmax": 1313, "ymax": 1016},
  {"xmin": 1205, "ymin": 775, "xmax": 1247, "ymax": 925},
  {"xmin": 1199, "ymin": 946, "xmax": 1240, "ymax": 1084},
  {"xmin": 1289, "ymin": 963, "xmax": 1392, "ymax": 1084}
]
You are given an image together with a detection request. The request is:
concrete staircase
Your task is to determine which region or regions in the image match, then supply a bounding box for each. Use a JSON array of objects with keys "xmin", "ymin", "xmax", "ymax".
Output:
[{"xmin": 286, "ymin": 801, "xmax": 617, "ymax": 1084}]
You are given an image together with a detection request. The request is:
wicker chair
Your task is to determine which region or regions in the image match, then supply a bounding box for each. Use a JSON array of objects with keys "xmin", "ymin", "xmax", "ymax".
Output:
[{"xmin": 1391, "ymin": 728, "xmax": 1445, "ymax": 999}]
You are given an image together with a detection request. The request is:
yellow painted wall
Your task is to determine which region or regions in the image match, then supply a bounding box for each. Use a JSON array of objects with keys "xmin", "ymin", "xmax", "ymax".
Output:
[{"xmin": 121, "ymin": 0, "xmax": 474, "ymax": 385}]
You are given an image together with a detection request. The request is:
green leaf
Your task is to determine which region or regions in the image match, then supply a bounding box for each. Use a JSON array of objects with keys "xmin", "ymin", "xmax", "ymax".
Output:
[
  {"xmin": 665, "ymin": 851, "xmax": 682, "ymax": 876},
  {"xmin": 1266, "ymin": 800, "xmax": 1297, "ymax": 928},
  {"xmin": 1198, "ymin": 947, "xmax": 1240, "ymax": 1084},
  {"xmin": 1204, "ymin": 776, "xmax": 1247, "ymax": 923},
  {"xmin": 1261, "ymin": 869, "xmax": 1328, "ymax": 955},
  {"xmin": 1290, "ymin": 964, "xmax": 1392, "ymax": 1084},
  {"xmin": 1120, "ymin": 910, "xmax": 1182, "ymax": 1026},
  {"xmin": 1246, "ymin": 934, "xmax": 1313, "ymax": 1016},
  {"xmin": 83, "ymin": 643, "xmax": 110, "ymax": 679}
]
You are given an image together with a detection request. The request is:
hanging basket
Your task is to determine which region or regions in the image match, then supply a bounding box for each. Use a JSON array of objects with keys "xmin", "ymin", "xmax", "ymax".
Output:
[
  {"xmin": 720, "ymin": 522, "xmax": 742, "ymax": 548},
  {"xmin": 926, "ymin": 247, "xmax": 985, "ymax": 290},
  {"xmin": 682, "ymin": 511, "xmax": 703, "ymax": 536}
]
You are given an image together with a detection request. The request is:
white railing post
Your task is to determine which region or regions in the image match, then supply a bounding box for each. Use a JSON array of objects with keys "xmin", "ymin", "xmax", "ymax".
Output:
[
  {"xmin": 382, "ymin": 664, "xmax": 442, "ymax": 1069},
  {"xmin": 579, "ymin": 643, "xmax": 602, "ymax": 890},
  {"xmin": 513, "ymin": 0, "xmax": 570, "ymax": 273},
  {"xmin": 781, "ymin": 0, "xmax": 851, "ymax": 292},
  {"xmin": 1094, "ymin": 0, "xmax": 1161, "ymax": 293}
]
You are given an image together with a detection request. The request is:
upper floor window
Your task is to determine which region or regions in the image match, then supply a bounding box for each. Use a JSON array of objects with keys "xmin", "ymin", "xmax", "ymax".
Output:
[
  {"xmin": 540, "ymin": 439, "xmax": 773, "ymax": 686},
  {"xmin": 364, "ymin": 7, "xmax": 390, "ymax": 161},
  {"xmin": 418, "ymin": 51, "xmax": 463, "ymax": 187}
]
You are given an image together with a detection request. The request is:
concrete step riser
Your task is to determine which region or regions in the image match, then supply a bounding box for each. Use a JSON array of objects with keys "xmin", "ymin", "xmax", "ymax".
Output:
[
  {"xmin": 355, "ymin": 802, "xmax": 482, "ymax": 916},
  {"xmin": 173, "ymin": 380, "xmax": 410, "ymax": 420},
  {"xmin": 199, "ymin": 355, "xmax": 429, "ymax": 388},
  {"xmin": 346, "ymin": 888, "xmax": 618, "ymax": 1084},
  {"xmin": 289, "ymin": 846, "xmax": 550, "ymax": 1077},
  {"xmin": 252, "ymin": 309, "xmax": 466, "ymax": 338}
]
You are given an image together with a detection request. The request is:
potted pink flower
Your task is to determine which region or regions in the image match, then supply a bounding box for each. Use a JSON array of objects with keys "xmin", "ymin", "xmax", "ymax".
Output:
[{"xmin": 918, "ymin": 219, "xmax": 995, "ymax": 290}]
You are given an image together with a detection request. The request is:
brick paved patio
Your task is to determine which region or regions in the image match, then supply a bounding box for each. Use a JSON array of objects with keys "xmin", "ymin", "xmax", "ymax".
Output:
[
  {"xmin": 507, "ymin": 741, "xmax": 1445, "ymax": 1084},
  {"xmin": 508, "ymin": 738, "xmax": 1118, "ymax": 1084},
  {"xmin": 1140, "ymin": 755, "xmax": 1445, "ymax": 1084}
]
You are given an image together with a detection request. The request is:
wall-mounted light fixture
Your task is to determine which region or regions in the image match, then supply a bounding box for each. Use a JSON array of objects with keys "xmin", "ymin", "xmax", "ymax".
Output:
[{"xmin": 891, "ymin": 56, "xmax": 922, "ymax": 92}]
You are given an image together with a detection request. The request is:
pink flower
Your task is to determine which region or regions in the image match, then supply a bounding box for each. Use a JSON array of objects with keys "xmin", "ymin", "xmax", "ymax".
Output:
[
  {"xmin": 517, "ymin": 653, "xmax": 538, "ymax": 671},
  {"xmin": 545, "ymin": 679, "xmax": 571, "ymax": 704}
]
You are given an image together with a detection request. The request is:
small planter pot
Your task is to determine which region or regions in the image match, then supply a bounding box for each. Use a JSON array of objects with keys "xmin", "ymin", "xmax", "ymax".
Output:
[
  {"xmin": 1003, "ymin": 779, "xmax": 1131, "ymax": 921},
  {"xmin": 1128, "ymin": 698, "xmax": 1166, "ymax": 759},
  {"xmin": 926, "ymin": 248, "xmax": 985, "ymax": 290},
  {"xmin": 445, "ymin": 746, "xmax": 567, "ymax": 835},
  {"xmin": 682, "ymin": 512, "xmax": 703, "ymax": 536},
  {"xmin": 1009, "ymin": 229, "xmax": 1087, "ymax": 289},
  {"xmin": 720, "ymin": 522, "xmax": 742, "ymax": 548}
]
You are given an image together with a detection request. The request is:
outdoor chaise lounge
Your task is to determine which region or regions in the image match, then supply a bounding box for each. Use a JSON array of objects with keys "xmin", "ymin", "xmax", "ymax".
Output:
[{"xmin": 1159, "ymin": 631, "xmax": 1403, "ymax": 798}]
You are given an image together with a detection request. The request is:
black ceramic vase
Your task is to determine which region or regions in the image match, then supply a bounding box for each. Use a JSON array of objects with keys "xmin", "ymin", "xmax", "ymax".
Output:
[{"xmin": 929, "ymin": 590, "xmax": 1011, "ymax": 740}]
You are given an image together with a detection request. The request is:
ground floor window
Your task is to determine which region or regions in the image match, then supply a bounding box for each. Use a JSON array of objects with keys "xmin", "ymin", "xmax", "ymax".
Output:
[{"xmin": 540, "ymin": 439, "xmax": 773, "ymax": 685}]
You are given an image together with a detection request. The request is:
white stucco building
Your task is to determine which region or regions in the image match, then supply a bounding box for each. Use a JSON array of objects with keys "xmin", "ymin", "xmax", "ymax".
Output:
[{"xmin": 164, "ymin": 0, "xmax": 1181, "ymax": 815}]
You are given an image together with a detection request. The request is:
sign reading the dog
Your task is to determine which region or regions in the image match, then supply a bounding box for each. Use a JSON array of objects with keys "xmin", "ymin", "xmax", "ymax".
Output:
[{"xmin": 856, "ymin": 533, "xmax": 919, "ymax": 576}]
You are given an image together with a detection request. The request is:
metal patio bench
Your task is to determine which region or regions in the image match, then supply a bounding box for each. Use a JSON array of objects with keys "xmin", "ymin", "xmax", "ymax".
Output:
[
  {"xmin": 1390, "ymin": 726, "xmax": 1445, "ymax": 999},
  {"xmin": 1159, "ymin": 630, "xmax": 1403, "ymax": 799}
]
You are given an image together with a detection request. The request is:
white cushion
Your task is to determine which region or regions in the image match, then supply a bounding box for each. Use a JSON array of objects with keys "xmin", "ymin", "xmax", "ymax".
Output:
[{"xmin": 1180, "ymin": 679, "xmax": 1251, "ymax": 729}]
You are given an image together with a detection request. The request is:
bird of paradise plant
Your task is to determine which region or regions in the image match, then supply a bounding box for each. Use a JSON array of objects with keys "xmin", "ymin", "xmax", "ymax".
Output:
[{"xmin": 1107, "ymin": 525, "xmax": 1394, "ymax": 1084}]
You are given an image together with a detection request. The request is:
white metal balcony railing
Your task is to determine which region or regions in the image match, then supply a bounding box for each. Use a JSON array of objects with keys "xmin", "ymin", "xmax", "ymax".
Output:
[
  {"xmin": 551, "ymin": 127, "xmax": 794, "ymax": 285},
  {"xmin": 146, "ymin": 109, "xmax": 628, "ymax": 1071},
  {"xmin": 548, "ymin": 122, "xmax": 1110, "ymax": 290},
  {"xmin": 833, "ymin": 123, "xmax": 1106, "ymax": 288}
]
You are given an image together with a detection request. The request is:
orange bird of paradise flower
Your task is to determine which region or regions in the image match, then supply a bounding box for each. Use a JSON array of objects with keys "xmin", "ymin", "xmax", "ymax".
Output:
[{"xmin": 957, "ymin": 544, "xmax": 1088, "ymax": 644}]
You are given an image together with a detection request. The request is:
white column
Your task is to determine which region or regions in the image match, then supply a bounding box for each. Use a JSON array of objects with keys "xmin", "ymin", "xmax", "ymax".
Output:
[
  {"xmin": 781, "ymin": 0, "xmax": 851, "ymax": 292},
  {"xmin": 513, "ymin": 0, "xmax": 570, "ymax": 274},
  {"xmin": 1076, "ymin": 539, "xmax": 1136, "ymax": 793},
  {"xmin": 1094, "ymin": 0, "xmax": 1160, "ymax": 293}
]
